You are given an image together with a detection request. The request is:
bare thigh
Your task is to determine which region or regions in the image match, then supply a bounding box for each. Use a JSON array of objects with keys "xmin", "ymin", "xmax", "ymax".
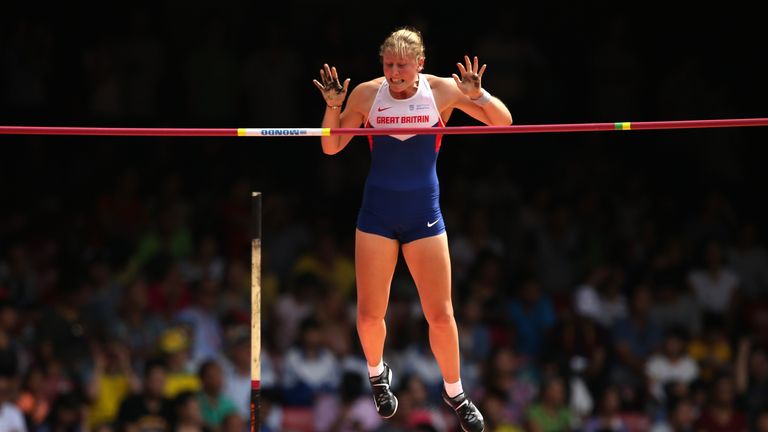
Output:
[
  {"xmin": 401, "ymin": 233, "xmax": 453, "ymax": 319},
  {"xmin": 355, "ymin": 229, "xmax": 400, "ymax": 318}
]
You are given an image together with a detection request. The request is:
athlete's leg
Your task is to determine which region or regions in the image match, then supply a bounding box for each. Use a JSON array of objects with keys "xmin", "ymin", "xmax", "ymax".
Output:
[
  {"xmin": 401, "ymin": 232, "xmax": 460, "ymax": 382},
  {"xmin": 355, "ymin": 229, "xmax": 400, "ymax": 368}
]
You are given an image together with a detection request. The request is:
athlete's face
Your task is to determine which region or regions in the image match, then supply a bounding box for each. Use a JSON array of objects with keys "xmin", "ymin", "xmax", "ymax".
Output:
[{"xmin": 382, "ymin": 51, "xmax": 424, "ymax": 95}]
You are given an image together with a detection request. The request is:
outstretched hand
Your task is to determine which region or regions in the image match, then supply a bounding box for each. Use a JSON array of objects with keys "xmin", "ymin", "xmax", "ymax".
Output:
[
  {"xmin": 452, "ymin": 55, "xmax": 486, "ymax": 100},
  {"xmin": 313, "ymin": 63, "xmax": 351, "ymax": 108}
]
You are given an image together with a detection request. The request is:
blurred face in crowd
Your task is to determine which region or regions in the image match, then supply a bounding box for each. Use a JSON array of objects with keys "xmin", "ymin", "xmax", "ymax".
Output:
[
  {"xmin": 202, "ymin": 362, "xmax": 224, "ymax": 394},
  {"xmin": 461, "ymin": 299, "xmax": 482, "ymax": 324},
  {"xmin": 671, "ymin": 399, "xmax": 696, "ymax": 428},
  {"xmin": 178, "ymin": 395, "xmax": 204, "ymax": 425},
  {"xmin": 751, "ymin": 349, "xmax": 768, "ymax": 380},
  {"xmin": 145, "ymin": 365, "xmax": 166, "ymax": 398},
  {"xmin": 521, "ymin": 279, "xmax": 541, "ymax": 303},
  {"xmin": 601, "ymin": 387, "xmax": 621, "ymax": 415},
  {"xmin": 713, "ymin": 376, "xmax": 735, "ymax": 406},
  {"xmin": 481, "ymin": 394, "xmax": 507, "ymax": 424},
  {"xmin": 197, "ymin": 278, "xmax": 219, "ymax": 311},
  {"xmin": 0, "ymin": 376, "xmax": 12, "ymax": 404},
  {"xmin": 704, "ymin": 242, "xmax": 723, "ymax": 270},
  {"xmin": 55, "ymin": 400, "xmax": 82, "ymax": 427},
  {"xmin": 230, "ymin": 339, "xmax": 250, "ymax": 370},
  {"xmin": 631, "ymin": 285, "xmax": 651, "ymax": 315},
  {"xmin": 221, "ymin": 413, "xmax": 246, "ymax": 432},
  {"xmin": 301, "ymin": 325, "xmax": 323, "ymax": 351},
  {"xmin": 404, "ymin": 375, "xmax": 428, "ymax": 406},
  {"xmin": 663, "ymin": 334, "xmax": 685, "ymax": 359},
  {"xmin": 492, "ymin": 347, "xmax": 520, "ymax": 376},
  {"xmin": 543, "ymin": 378, "xmax": 566, "ymax": 406},
  {"xmin": 0, "ymin": 304, "xmax": 18, "ymax": 331},
  {"xmin": 756, "ymin": 411, "xmax": 768, "ymax": 432}
]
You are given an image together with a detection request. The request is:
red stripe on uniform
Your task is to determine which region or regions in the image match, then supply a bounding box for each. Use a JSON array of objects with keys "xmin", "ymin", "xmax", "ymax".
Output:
[
  {"xmin": 436, "ymin": 118, "xmax": 445, "ymax": 152},
  {"xmin": 365, "ymin": 120, "xmax": 373, "ymax": 151}
]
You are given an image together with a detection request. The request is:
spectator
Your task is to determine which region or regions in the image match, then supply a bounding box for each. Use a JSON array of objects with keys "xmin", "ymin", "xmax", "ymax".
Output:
[
  {"xmin": 457, "ymin": 296, "xmax": 492, "ymax": 389},
  {"xmin": 0, "ymin": 371, "xmax": 26, "ymax": 432},
  {"xmin": 611, "ymin": 284, "xmax": 663, "ymax": 399},
  {"xmin": 755, "ymin": 410, "xmax": 768, "ymax": 432},
  {"xmin": 272, "ymin": 273, "xmax": 320, "ymax": 353},
  {"xmin": 36, "ymin": 393, "xmax": 85, "ymax": 432},
  {"xmin": 34, "ymin": 280, "xmax": 90, "ymax": 373},
  {"xmin": 110, "ymin": 277, "xmax": 166, "ymax": 368},
  {"xmin": 525, "ymin": 376, "xmax": 576, "ymax": 432},
  {"xmin": 506, "ymin": 276, "xmax": 556, "ymax": 360},
  {"xmin": 196, "ymin": 360, "xmax": 238, "ymax": 430},
  {"xmin": 220, "ymin": 412, "xmax": 245, "ymax": 432},
  {"xmin": 582, "ymin": 386, "xmax": 629, "ymax": 432},
  {"xmin": 694, "ymin": 374, "xmax": 748, "ymax": 432},
  {"xmin": 314, "ymin": 371, "xmax": 382, "ymax": 432},
  {"xmin": 159, "ymin": 327, "xmax": 201, "ymax": 398},
  {"xmin": 281, "ymin": 316, "xmax": 339, "ymax": 406},
  {"xmin": 479, "ymin": 346, "xmax": 537, "ymax": 426},
  {"xmin": 86, "ymin": 339, "xmax": 141, "ymax": 429},
  {"xmin": 735, "ymin": 338, "xmax": 768, "ymax": 422},
  {"xmin": 573, "ymin": 265, "xmax": 628, "ymax": 328},
  {"xmin": 480, "ymin": 388, "xmax": 524, "ymax": 432},
  {"xmin": 645, "ymin": 327, "xmax": 699, "ymax": 402},
  {"xmin": 116, "ymin": 360, "xmax": 173, "ymax": 431},
  {"xmin": 546, "ymin": 289, "xmax": 610, "ymax": 396},
  {"xmin": 0, "ymin": 301, "xmax": 20, "ymax": 388},
  {"xmin": 688, "ymin": 317, "xmax": 732, "ymax": 381},
  {"xmin": 180, "ymin": 234, "xmax": 225, "ymax": 284},
  {"xmin": 687, "ymin": 241, "xmax": 739, "ymax": 323},
  {"xmin": 219, "ymin": 327, "xmax": 251, "ymax": 419},
  {"xmin": 146, "ymin": 258, "xmax": 192, "ymax": 319},
  {"xmin": 650, "ymin": 397, "xmax": 697, "ymax": 432},
  {"xmin": 728, "ymin": 223, "xmax": 768, "ymax": 300},
  {"xmin": 648, "ymin": 282, "xmax": 702, "ymax": 337},
  {"xmin": 172, "ymin": 391, "xmax": 210, "ymax": 432},
  {"xmin": 16, "ymin": 365, "xmax": 49, "ymax": 430},
  {"xmin": 175, "ymin": 278, "xmax": 224, "ymax": 367},
  {"xmin": 292, "ymin": 233, "xmax": 355, "ymax": 298}
]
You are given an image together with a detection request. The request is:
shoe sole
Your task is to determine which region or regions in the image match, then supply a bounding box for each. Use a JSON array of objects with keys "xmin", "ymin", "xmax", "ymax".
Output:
[{"xmin": 377, "ymin": 367, "xmax": 398, "ymax": 419}]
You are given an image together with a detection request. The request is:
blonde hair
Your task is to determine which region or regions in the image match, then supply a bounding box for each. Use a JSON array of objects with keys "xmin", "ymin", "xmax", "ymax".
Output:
[{"xmin": 379, "ymin": 27, "xmax": 425, "ymax": 61}]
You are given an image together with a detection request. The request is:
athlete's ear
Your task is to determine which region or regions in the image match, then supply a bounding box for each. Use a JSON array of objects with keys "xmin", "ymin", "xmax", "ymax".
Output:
[{"xmin": 418, "ymin": 57, "xmax": 425, "ymax": 71}]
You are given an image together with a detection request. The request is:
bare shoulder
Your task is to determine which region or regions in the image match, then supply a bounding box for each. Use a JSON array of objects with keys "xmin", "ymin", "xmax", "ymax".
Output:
[
  {"xmin": 425, "ymin": 74, "xmax": 460, "ymax": 111},
  {"xmin": 347, "ymin": 78, "xmax": 383, "ymax": 117},
  {"xmin": 424, "ymin": 74, "xmax": 457, "ymax": 92},
  {"xmin": 350, "ymin": 78, "xmax": 383, "ymax": 99}
]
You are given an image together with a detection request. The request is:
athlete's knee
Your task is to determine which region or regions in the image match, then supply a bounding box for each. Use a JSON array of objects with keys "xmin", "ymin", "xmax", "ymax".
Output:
[
  {"xmin": 356, "ymin": 309, "xmax": 385, "ymax": 328},
  {"xmin": 424, "ymin": 307, "xmax": 456, "ymax": 328}
]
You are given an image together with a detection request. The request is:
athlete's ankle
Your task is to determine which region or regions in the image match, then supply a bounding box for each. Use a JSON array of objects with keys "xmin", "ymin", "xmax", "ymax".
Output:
[
  {"xmin": 444, "ymin": 379, "xmax": 464, "ymax": 398},
  {"xmin": 368, "ymin": 360, "xmax": 385, "ymax": 378}
]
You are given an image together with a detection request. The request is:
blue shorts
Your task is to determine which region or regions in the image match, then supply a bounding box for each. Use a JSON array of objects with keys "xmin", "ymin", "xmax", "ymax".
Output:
[{"xmin": 357, "ymin": 183, "xmax": 446, "ymax": 244}]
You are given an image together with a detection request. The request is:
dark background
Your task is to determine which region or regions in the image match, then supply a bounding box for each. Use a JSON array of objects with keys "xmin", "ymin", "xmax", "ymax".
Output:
[{"xmin": 2, "ymin": 1, "xmax": 768, "ymax": 431}]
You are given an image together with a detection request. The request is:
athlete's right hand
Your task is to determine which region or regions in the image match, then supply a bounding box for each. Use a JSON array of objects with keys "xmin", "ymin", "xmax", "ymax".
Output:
[{"xmin": 313, "ymin": 63, "xmax": 350, "ymax": 108}]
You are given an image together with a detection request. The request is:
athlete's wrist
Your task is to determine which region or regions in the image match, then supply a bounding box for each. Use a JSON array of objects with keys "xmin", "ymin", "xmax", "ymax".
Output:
[
  {"xmin": 327, "ymin": 104, "xmax": 342, "ymax": 110},
  {"xmin": 470, "ymin": 89, "xmax": 492, "ymax": 106}
]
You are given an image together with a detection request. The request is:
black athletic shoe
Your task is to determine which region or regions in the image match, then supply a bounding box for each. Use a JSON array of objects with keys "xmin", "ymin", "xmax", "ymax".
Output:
[
  {"xmin": 369, "ymin": 363, "xmax": 398, "ymax": 418},
  {"xmin": 442, "ymin": 390, "xmax": 485, "ymax": 432}
]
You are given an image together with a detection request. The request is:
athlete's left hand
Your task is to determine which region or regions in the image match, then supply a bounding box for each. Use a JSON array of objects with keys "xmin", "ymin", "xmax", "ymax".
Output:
[{"xmin": 452, "ymin": 55, "xmax": 486, "ymax": 100}]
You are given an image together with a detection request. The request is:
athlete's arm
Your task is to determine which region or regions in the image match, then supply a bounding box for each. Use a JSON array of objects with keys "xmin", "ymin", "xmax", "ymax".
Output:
[
  {"xmin": 313, "ymin": 64, "xmax": 369, "ymax": 155},
  {"xmin": 439, "ymin": 55, "xmax": 513, "ymax": 126}
]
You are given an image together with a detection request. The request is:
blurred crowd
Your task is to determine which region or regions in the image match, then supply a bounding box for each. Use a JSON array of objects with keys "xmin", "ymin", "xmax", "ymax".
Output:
[
  {"xmin": 2, "ymin": 142, "xmax": 768, "ymax": 431},
  {"xmin": 3, "ymin": 2, "xmax": 768, "ymax": 432}
]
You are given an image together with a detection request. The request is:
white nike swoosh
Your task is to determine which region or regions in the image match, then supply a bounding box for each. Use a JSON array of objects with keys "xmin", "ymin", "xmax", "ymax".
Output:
[{"xmin": 427, "ymin": 218, "xmax": 440, "ymax": 228}]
